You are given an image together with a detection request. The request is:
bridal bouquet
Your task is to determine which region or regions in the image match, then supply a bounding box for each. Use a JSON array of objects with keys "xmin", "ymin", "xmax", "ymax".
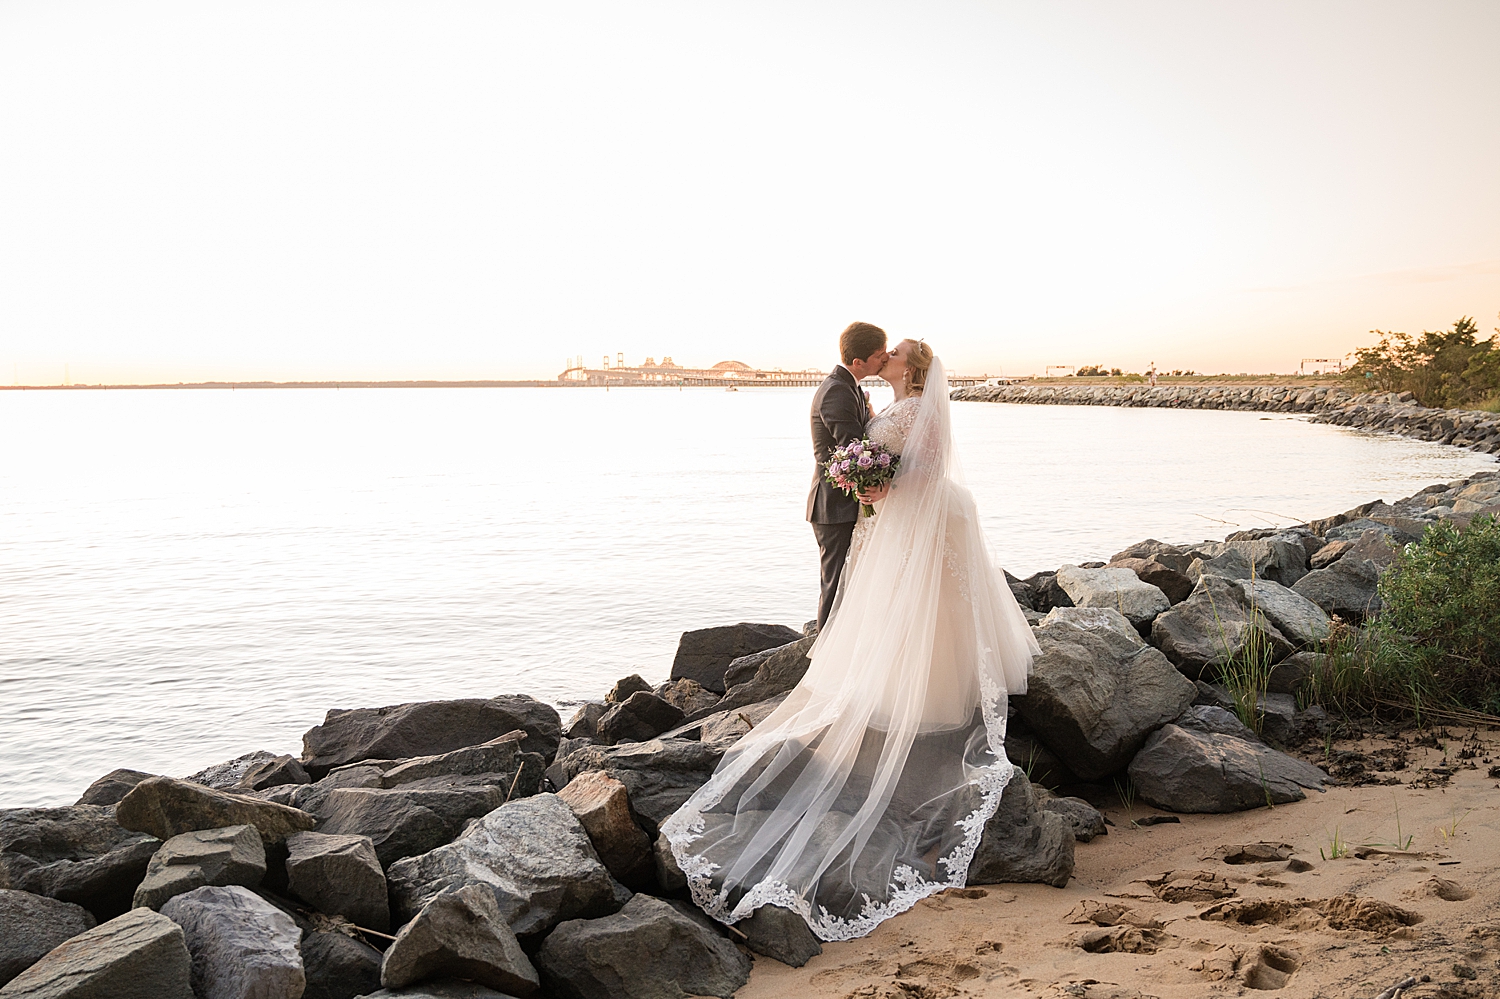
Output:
[{"xmin": 825, "ymin": 439, "xmax": 899, "ymax": 517}]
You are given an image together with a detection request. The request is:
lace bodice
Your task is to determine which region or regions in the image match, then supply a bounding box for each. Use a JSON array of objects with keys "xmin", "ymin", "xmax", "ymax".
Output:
[{"xmin": 867, "ymin": 396, "xmax": 922, "ymax": 455}]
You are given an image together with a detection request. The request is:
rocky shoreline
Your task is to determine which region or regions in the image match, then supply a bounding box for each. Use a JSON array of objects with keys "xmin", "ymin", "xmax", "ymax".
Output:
[
  {"xmin": 951, "ymin": 383, "xmax": 1500, "ymax": 456},
  {"xmin": 4, "ymin": 468, "xmax": 1500, "ymax": 999}
]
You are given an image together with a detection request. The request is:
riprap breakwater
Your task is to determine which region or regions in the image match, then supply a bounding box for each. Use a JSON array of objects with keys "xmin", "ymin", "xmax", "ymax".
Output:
[{"xmin": 950, "ymin": 384, "xmax": 1500, "ymax": 456}]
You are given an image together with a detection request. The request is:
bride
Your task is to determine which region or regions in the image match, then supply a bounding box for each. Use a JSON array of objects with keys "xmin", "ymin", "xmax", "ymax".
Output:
[{"xmin": 661, "ymin": 339, "xmax": 1039, "ymax": 941}]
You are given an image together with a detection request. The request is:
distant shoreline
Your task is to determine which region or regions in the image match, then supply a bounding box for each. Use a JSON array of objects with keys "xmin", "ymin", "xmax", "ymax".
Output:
[{"xmin": 0, "ymin": 379, "xmax": 576, "ymax": 391}]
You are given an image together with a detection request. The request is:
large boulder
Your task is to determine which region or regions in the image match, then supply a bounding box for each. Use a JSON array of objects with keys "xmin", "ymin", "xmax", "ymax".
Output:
[
  {"xmin": 1035, "ymin": 791, "xmax": 1107, "ymax": 843},
  {"xmin": 185, "ymin": 752, "xmax": 282, "ymax": 791},
  {"xmin": 1109, "ymin": 557, "xmax": 1193, "ymax": 604},
  {"xmin": 116, "ymin": 777, "xmax": 317, "ymax": 847},
  {"xmin": 375, "ymin": 734, "xmax": 542, "ymax": 790},
  {"xmin": 379, "ymin": 886, "xmax": 537, "ymax": 995},
  {"xmin": 1234, "ymin": 579, "xmax": 1331, "ymax": 647},
  {"xmin": 290, "ymin": 778, "xmax": 514, "ymax": 869},
  {"xmin": 1291, "ymin": 556, "xmax": 1384, "ymax": 622},
  {"xmin": 555, "ymin": 739, "xmax": 723, "ymax": 834},
  {"xmin": 285, "ymin": 832, "xmax": 389, "ymax": 932},
  {"xmin": 535, "ymin": 894, "xmax": 752, "ymax": 999},
  {"xmin": 1193, "ymin": 537, "xmax": 1309, "ymax": 586},
  {"xmin": 0, "ymin": 907, "xmax": 193, "ymax": 998},
  {"xmin": 684, "ymin": 637, "xmax": 815, "ymax": 723},
  {"xmin": 299, "ymin": 927, "xmax": 382, "ymax": 999},
  {"xmin": 1109, "ymin": 539, "xmax": 1192, "ymax": 571},
  {"xmin": 594, "ymin": 693, "xmax": 684, "ymax": 746},
  {"xmin": 653, "ymin": 679, "xmax": 721, "ymax": 717},
  {"xmin": 0, "ymin": 805, "xmax": 161, "ymax": 921},
  {"xmin": 1150, "ymin": 575, "xmax": 1294, "ymax": 678},
  {"xmin": 669, "ymin": 623, "xmax": 803, "ymax": 694},
  {"xmin": 161, "ymin": 886, "xmax": 304, "ymax": 999},
  {"xmin": 132, "ymin": 824, "xmax": 267, "ymax": 911},
  {"xmin": 966, "ymin": 769, "xmax": 1074, "ymax": 888},
  {"xmin": 669, "ymin": 694, "xmax": 788, "ymax": 750},
  {"xmin": 352, "ymin": 986, "xmax": 515, "ymax": 999},
  {"xmin": 1127, "ymin": 723, "xmax": 1328, "ymax": 813},
  {"xmin": 605, "ymin": 675, "xmax": 652, "ymax": 704},
  {"xmin": 1012, "ymin": 608, "xmax": 1196, "ymax": 780},
  {"xmin": 385, "ymin": 795, "xmax": 620, "ymax": 940},
  {"xmin": 562, "ymin": 703, "xmax": 606, "ymax": 742},
  {"xmin": 556, "ymin": 771, "xmax": 653, "ymax": 890},
  {"xmin": 237, "ymin": 757, "xmax": 312, "ymax": 793},
  {"xmin": 301, "ymin": 696, "xmax": 561, "ymax": 779},
  {"xmin": 73, "ymin": 770, "xmax": 154, "ymax": 807},
  {"xmin": 737, "ymin": 904, "xmax": 822, "ymax": 968},
  {"xmin": 0, "ymin": 890, "xmax": 96, "ymax": 987},
  {"xmin": 1054, "ymin": 565, "xmax": 1170, "ymax": 628}
]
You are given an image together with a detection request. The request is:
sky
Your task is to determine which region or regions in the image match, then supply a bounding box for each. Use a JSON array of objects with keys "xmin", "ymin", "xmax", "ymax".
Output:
[{"xmin": 2, "ymin": 1, "xmax": 1498, "ymax": 384}]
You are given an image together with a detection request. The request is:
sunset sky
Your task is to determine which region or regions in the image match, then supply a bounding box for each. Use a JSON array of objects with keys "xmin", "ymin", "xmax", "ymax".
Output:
[{"xmin": 2, "ymin": 1, "xmax": 1497, "ymax": 384}]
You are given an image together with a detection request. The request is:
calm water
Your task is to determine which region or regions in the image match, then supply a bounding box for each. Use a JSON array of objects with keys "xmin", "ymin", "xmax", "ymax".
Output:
[{"xmin": 2, "ymin": 386, "xmax": 1492, "ymax": 806}]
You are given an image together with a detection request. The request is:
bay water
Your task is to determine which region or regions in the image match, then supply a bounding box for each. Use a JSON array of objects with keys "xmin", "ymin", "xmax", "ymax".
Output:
[{"xmin": 2, "ymin": 386, "xmax": 1492, "ymax": 806}]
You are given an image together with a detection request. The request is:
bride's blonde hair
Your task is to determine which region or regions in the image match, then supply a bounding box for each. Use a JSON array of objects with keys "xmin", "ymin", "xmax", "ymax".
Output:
[{"xmin": 904, "ymin": 339, "xmax": 934, "ymax": 391}]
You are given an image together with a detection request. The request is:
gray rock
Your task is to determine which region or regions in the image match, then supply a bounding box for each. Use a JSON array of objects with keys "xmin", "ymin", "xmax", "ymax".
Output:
[
  {"xmin": 1022, "ymin": 570, "xmax": 1073, "ymax": 612},
  {"xmin": 562, "ymin": 703, "xmax": 605, "ymax": 742},
  {"xmin": 1267, "ymin": 651, "xmax": 1321, "ymax": 694},
  {"xmin": 116, "ymin": 777, "xmax": 316, "ymax": 848},
  {"xmin": 386, "ymin": 794, "xmax": 620, "ymax": 941},
  {"xmin": 0, "ymin": 805, "xmax": 162, "ymax": 921},
  {"xmin": 1012, "ymin": 611, "xmax": 1196, "ymax": 780},
  {"xmin": 0, "ymin": 907, "xmax": 192, "ymax": 999},
  {"xmin": 353, "ymin": 986, "xmax": 515, "ymax": 999},
  {"xmin": 1127, "ymin": 724, "xmax": 1328, "ymax": 813},
  {"xmin": 1109, "ymin": 539, "xmax": 1192, "ymax": 572},
  {"xmin": 1324, "ymin": 517, "xmax": 1417, "ymax": 545},
  {"xmin": 1234, "ymin": 578, "xmax": 1331, "ymax": 647},
  {"xmin": 653, "ymin": 835, "xmax": 686, "ymax": 894},
  {"xmin": 291, "ymin": 777, "xmax": 515, "ymax": 869},
  {"xmin": 966, "ymin": 769, "xmax": 1074, "ymax": 888},
  {"xmin": 0, "ymin": 890, "xmax": 95, "ymax": 987},
  {"xmin": 161, "ymin": 886, "xmax": 304, "ymax": 999},
  {"xmin": 1150, "ymin": 575, "xmax": 1294, "ymax": 678},
  {"xmin": 555, "ymin": 739, "xmax": 723, "ymax": 834},
  {"xmin": 237, "ymin": 756, "xmax": 311, "ymax": 792},
  {"xmin": 1185, "ymin": 546, "xmax": 1254, "ymax": 581},
  {"xmin": 300, "ymin": 928, "xmax": 382, "ymax": 999},
  {"xmin": 286, "ymin": 832, "xmax": 388, "ymax": 932},
  {"xmin": 73, "ymin": 770, "xmax": 154, "ymax": 807},
  {"xmin": 653, "ymin": 679, "xmax": 720, "ymax": 717},
  {"xmin": 1002, "ymin": 723, "xmax": 1081, "ymax": 790},
  {"xmin": 536, "ymin": 894, "xmax": 752, "ymax": 999},
  {"xmin": 1309, "ymin": 539, "xmax": 1352, "ymax": 570},
  {"xmin": 301, "ymin": 695, "xmax": 561, "ymax": 779},
  {"xmin": 1192, "ymin": 680, "xmax": 1237, "ymax": 712},
  {"xmin": 379, "ymin": 886, "xmax": 537, "ymax": 995},
  {"xmin": 1343, "ymin": 527, "xmax": 1404, "ymax": 569},
  {"xmin": 665, "ymin": 693, "xmax": 788, "ymax": 748},
  {"xmin": 132, "ymin": 825, "xmax": 266, "ymax": 910},
  {"xmin": 1294, "ymin": 705, "xmax": 1332, "ymax": 743},
  {"xmin": 737, "ymin": 904, "xmax": 822, "ymax": 967},
  {"xmin": 595, "ymin": 693, "xmax": 684, "ymax": 746},
  {"xmin": 694, "ymin": 636, "xmax": 817, "ymax": 721},
  {"xmin": 1109, "ymin": 557, "xmax": 1194, "ymax": 604},
  {"xmin": 1036, "ymin": 793, "xmax": 1107, "ymax": 843},
  {"xmin": 669, "ymin": 623, "xmax": 803, "ymax": 694},
  {"xmin": 185, "ymin": 752, "xmax": 280, "ymax": 791},
  {"xmin": 556, "ymin": 772, "xmax": 653, "ymax": 890},
  {"xmin": 1257, "ymin": 692, "xmax": 1300, "ymax": 747},
  {"xmin": 377, "ymin": 734, "xmax": 537, "ymax": 789},
  {"xmin": 1291, "ymin": 556, "xmax": 1384, "ymax": 622},
  {"xmin": 606, "ymin": 675, "xmax": 653, "ymax": 704},
  {"xmin": 1195, "ymin": 537, "xmax": 1309, "ymax": 586},
  {"xmin": 1174, "ymin": 704, "xmax": 1256, "ymax": 741},
  {"xmin": 1054, "ymin": 565, "xmax": 1170, "ymax": 628}
]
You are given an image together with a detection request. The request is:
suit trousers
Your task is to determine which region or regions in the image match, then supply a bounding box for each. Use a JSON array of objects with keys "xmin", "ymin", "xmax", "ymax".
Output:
[{"xmin": 812, "ymin": 520, "xmax": 857, "ymax": 629}]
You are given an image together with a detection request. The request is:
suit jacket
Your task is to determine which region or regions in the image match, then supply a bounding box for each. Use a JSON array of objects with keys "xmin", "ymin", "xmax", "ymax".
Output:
[{"xmin": 807, "ymin": 365, "xmax": 870, "ymax": 524}]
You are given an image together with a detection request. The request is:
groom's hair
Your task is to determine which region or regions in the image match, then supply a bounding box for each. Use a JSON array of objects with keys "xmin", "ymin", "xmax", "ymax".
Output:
[{"xmin": 840, "ymin": 322, "xmax": 887, "ymax": 365}]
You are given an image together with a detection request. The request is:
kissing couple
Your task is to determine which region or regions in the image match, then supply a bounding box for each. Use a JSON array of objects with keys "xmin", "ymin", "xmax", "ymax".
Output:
[{"xmin": 662, "ymin": 321, "xmax": 1039, "ymax": 941}]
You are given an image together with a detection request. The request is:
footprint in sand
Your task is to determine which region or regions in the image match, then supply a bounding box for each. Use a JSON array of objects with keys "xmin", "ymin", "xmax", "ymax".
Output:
[
  {"xmin": 1189, "ymin": 943, "xmax": 1303, "ymax": 990},
  {"xmin": 1422, "ymin": 875, "xmax": 1475, "ymax": 902}
]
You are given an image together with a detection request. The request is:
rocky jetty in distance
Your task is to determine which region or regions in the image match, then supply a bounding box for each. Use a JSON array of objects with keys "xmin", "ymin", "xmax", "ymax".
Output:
[
  {"xmin": 3, "ymin": 468, "xmax": 1499, "ymax": 998},
  {"xmin": 951, "ymin": 383, "xmax": 1500, "ymax": 456}
]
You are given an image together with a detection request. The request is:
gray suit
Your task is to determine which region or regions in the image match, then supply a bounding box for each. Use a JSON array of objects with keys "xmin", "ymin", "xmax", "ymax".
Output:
[{"xmin": 807, "ymin": 365, "xmax": 870, "ymax": 627}]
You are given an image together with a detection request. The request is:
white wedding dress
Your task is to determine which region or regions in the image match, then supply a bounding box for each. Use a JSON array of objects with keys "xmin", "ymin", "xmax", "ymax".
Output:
[{"xmin": 661, "ymin": 359, "xmax": 1039, "ymax": 941}]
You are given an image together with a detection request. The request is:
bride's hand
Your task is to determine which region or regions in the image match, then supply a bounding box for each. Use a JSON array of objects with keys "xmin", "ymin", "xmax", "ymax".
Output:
[{"xmin": 858, "ymin": 482, "xmax": 890, "ymax": 504}]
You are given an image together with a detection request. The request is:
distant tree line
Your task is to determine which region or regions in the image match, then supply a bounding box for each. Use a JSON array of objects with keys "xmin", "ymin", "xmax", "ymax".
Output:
[{"xmin": 1345, "ymin": 315, "xmax": 1500, "ymax": 409}]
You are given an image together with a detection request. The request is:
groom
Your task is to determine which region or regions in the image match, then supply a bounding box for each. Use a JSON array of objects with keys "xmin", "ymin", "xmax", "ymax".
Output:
[{"xmin": 807, "ymin": 321, "xmax": 889, "ymax": 629}]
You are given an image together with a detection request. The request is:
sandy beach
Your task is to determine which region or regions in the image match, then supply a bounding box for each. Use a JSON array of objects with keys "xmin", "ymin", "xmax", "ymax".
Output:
[{"xmin": 740, "ymin": 729, "xmax": 1500, "ymax": 999}]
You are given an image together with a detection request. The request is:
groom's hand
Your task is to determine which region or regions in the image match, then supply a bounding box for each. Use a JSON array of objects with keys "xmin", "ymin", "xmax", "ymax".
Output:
[{"xmin": 858, "ymin": 483, "xmax": 890, "ymax": 504}]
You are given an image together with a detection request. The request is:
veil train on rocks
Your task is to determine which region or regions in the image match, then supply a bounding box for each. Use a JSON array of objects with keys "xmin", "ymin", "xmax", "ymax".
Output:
[{"xmin": 662, "ymin": 358, "xmax": 1040, "ymax": 941}]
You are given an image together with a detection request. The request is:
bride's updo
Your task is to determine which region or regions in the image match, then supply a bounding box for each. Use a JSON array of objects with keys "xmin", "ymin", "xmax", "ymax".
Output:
[{"xmin": 905, "ymin": 339, "xmax": 934, "ymax": 391}]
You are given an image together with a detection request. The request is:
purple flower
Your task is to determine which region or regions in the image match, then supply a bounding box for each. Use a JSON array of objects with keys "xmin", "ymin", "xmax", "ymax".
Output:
[
  {"xmin": 857, "ymin": 454, "xmax": 874, "ymax": 468},
  {"xmin": 878, "ymin": 453, "xmax": 891, "ymax": 467},
  {"xmin": 841, "ymin": 460, "xmax": 851, "ymax": 471}
]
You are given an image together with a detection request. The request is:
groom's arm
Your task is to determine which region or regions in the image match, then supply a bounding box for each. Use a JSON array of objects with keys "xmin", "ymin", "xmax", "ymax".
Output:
[{"xmin": 819, "ymin": 383, "xmax": 866, "ymax": 447}]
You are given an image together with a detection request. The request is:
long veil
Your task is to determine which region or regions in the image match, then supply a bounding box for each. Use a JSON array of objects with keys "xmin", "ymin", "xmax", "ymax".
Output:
[{"xmin": 662, "ymin": 359, "xmax": 1039, "ymax": 941}]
